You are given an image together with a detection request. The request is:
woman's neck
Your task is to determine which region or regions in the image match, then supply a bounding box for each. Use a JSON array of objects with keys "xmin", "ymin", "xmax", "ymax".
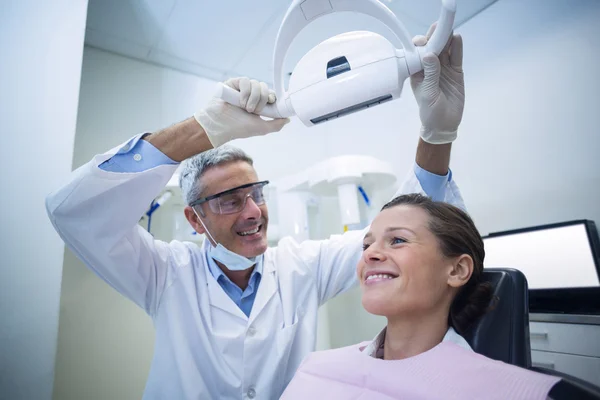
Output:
[{"xmin": 383, "ymin": 308, "xmax": 450, "ymax": 361}]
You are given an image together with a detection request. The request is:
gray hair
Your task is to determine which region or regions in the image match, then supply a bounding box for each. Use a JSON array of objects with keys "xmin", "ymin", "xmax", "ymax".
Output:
[{"xmin": 179, "ymin": 145, "xmax": 254, "ymax": 205}]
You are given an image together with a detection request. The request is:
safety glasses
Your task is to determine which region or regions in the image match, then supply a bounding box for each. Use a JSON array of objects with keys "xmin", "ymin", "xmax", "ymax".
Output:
[{"xmin": 190, "ymin": 181, "xmax": 269, "ymax": 215}]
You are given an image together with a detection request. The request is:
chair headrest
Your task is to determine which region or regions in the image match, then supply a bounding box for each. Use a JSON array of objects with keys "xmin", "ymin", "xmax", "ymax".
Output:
[{"xmin": 463, "ymin": 268, "xmax": 531, "ymax": 368}]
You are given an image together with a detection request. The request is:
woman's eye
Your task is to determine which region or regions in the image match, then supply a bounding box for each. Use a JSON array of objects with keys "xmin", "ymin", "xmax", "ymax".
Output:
[{"xmin": 391, "ymin": 237, "xmax": 406, "ymax": 245}]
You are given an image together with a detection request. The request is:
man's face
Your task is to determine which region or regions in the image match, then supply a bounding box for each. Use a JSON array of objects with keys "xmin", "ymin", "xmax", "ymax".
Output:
[{"xmin": 185, "ymin": 161, "xmax": 269, "ymax": 258}]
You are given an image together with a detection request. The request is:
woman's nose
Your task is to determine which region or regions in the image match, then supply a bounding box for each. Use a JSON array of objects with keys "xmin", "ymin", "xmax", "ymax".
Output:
[{"xmin": 363, "ymin": 243, "xmax": 387, "ymax": 264}]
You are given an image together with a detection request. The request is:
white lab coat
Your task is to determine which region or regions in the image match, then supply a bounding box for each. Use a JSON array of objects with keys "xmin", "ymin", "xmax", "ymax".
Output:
[{"xmin": 46, "ymin": 140, "xmax": 465, "ymax": 400}]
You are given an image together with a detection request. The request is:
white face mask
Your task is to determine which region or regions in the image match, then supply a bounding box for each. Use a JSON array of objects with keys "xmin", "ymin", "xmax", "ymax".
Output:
[{"xmin": 193, "ymin": 209, "xmax": 257, "ymax": 271}]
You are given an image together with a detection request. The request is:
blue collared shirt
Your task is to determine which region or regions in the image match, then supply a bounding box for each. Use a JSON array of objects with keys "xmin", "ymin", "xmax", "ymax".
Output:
[
  {"xmin": 99, "ymin": 134, "xmax": 179, "ymax": 172},
  {"xmin": 100, "ymin": 135, "xmax": 451, "ymax": 315},
  {"xmin": 413, "ymin": 163, "xmax": 452, "ymax": 202},
  {"xmin": 205, "ymin": 253, "xmax": 263, "ymax": 317}
]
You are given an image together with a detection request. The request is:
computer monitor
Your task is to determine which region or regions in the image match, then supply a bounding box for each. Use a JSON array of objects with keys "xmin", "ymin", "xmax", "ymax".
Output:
[{"xmin": 483, "ymin": 220, "xmax": 600, "ymax": 290}]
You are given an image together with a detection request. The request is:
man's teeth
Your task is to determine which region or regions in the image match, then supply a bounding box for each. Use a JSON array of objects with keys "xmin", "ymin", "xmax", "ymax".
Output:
[
  {"xmin": 366, "ymin": 274, "xmax": 396, "ymax": 281},
  {"xmin": 239, "ymin": 226, "xmax": 260, "ymax": 236}
]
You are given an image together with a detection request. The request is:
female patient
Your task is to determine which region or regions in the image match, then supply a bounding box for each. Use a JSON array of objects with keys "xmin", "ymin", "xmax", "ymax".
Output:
[{"xmin": 281, "ymin": 194, "xmax": 560, "ymax": 400}]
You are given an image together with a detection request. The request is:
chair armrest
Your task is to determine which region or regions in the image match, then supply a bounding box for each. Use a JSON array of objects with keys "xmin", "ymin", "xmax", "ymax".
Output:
[{"xmin": 531, "ymin": 366, "xmax": 600, "ymax": 400}]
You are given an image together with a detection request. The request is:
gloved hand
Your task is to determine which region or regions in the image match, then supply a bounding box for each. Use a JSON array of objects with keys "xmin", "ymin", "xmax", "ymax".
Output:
[
  {"xmin": 194, "ymin": 77, "xmax": 290, "ymax": 148},
  {"xmin": 410, "ymin": 24, "xmax": 465, "ymax": 145}
]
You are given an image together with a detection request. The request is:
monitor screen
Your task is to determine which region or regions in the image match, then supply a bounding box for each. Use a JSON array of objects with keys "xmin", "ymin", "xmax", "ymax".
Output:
[{"xmin": 483, "ymin": 221, "xmax": 600, "ymax": 289}]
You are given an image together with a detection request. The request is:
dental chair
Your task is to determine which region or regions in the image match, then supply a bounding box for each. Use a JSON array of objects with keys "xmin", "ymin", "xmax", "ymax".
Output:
[{"xmin": 465, "ymin": 268, "xmax": 600, "ymax": 400}]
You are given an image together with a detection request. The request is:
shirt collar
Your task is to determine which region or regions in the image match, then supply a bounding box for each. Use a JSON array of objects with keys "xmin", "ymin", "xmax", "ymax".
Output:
[
  {"xmin": 202, "ymin": 239, "xmax": 264, "ymax": 284},
  {"xmin": 362, "ymin": 326, "xmax": 473, "ymax": 358}
]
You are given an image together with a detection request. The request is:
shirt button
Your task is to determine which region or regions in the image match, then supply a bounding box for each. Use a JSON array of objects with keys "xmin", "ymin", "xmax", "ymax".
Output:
[
  {"xmin": 121, "ymin": 144, "xmax": 130, "ymax": 152},
  {"xmin": 247, "ymin": 388, "xmax": 256, "ymax": 399},
  {"xmin": 247, "ymin": 326, "xmax": 256, "ymax": 337},
  {"xmin": 133, "ymin": 153, "xmax": 142, "ymax": 162}
]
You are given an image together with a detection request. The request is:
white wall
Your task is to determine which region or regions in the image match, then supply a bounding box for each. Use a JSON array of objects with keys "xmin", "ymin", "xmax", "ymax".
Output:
[
  {"xmin": 57, "ymin": 0, "xmax": 600, "ymax": 397},
  {"xmin": 53, "ymin": 48, "xmax": 216, "ymax": 400},
  {"xmin": 0, "ymin": 1, "xmax": 88, "ymax": 400},
  {"xmin": 452, "ymin": 0, "xmax": 600, "ymax": 236},
  {"xmin": 239, "ymin": 0, "xmax": 600, "ymax": 235},
  {"xmin": 327, "ymin": 0, "xmax": 600, "ymax": 348}
]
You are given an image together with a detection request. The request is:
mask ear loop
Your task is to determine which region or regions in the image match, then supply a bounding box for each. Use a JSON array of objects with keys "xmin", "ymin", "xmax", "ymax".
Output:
[{"xmin": 192, "ymin": 207, "xmax": 217, "ymax": 246}]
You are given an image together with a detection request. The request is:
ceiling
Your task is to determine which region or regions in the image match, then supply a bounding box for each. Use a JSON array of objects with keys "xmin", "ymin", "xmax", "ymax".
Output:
[{"xmin": 84, "ymin": 0, "xmax": 497, "ymax": 85}]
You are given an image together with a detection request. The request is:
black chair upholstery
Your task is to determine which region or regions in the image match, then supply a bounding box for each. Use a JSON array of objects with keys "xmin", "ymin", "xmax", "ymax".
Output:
[
  {"xmin": 463, "ymin": 267, "xmax": 600, "ymax": 399},
  {"xmin": 535, "ymin": 367, "xmax": 600, "ymax": 400},
  {"xmin": 462, "ymin": 268, "xmax": 531, "ymax": 368}
]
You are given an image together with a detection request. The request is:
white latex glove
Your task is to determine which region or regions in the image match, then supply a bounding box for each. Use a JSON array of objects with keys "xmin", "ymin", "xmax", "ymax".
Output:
[
  {"xmin": 194, "ymin": 77, "xmax": 290, "ymax": 148},
  {"xmin": 410, "ymin": 24, "xmax": 465, "ymax": 145}
]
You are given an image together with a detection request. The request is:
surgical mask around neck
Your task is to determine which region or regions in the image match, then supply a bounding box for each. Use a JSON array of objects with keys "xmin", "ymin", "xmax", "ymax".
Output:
[
  {"xmin": 208, "ymin": 243, "xmax": 256, "ymax": 271},
  {"xmin": 193, "ymin": 209, "xmax": 256, "ymax": 271}
]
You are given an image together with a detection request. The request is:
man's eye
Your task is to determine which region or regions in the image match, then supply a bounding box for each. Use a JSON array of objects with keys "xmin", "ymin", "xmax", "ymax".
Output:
[
  {"xmin": 221, "ymin": 198, "xmax": 240, "ymax": 207},
  {"xmin": 362, "ymin": 243, "xmax": 371, "ymax": 251}
]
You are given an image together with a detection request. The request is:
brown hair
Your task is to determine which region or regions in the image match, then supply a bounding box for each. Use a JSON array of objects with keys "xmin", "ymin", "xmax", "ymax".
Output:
[{"xmin": 381, "ymin": 193, "xmax": 494, "ymax": 335}]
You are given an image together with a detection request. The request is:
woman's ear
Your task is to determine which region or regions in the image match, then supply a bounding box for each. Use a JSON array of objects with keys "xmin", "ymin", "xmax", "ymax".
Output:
[
  {"xmin": 184, "ymin": 206, "xmax": 206, "ymax": 235},
  {"xmin": 447, "ymin": 254, "xmax": 474, "ymax": 288}
]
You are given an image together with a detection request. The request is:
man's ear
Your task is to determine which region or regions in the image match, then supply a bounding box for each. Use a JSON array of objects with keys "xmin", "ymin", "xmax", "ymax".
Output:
[
  {"xmin": 184, "ymin": 206, "xmax": 205, "ymax": 235},
  {"xmin": 447, "ymin": 254, "xmax": 473, "ymax": 289}
]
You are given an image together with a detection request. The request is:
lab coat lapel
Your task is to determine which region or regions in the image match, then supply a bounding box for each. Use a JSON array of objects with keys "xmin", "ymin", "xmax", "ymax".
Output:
[
  {"xmin": 203, "ymin": 258, "xmax": 248, "ymax": 321},
  {"xmin": 199, "ymin": 238, "xmax": 246, "ymax": 320},
  {"xmin": 206, "ymin": 275, "xmax": 247, "ymax": 320},
  {"xmin": 248, "ymin": 256, "xmax": 277, "ymax": 323}
]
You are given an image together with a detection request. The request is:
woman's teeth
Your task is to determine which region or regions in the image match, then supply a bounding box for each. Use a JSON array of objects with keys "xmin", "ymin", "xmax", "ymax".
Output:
[
  {"xmin": 366, "ymin": 274, "xmax": 396, "ymax": 281},
  {"xmin": 239, "ymin": 226, "xmax": 260, "ymax": 236}
]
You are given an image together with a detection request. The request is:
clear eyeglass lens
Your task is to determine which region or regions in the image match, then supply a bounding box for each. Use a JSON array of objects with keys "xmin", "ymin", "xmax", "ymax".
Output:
[{"xmin": 208, "ymin": 184, "xmax": 267, "ymax": 214}]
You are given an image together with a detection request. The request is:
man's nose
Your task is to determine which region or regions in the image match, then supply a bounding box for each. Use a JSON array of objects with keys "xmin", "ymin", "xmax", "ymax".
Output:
[{"xmin": 240, "ymin": 195, "xmax": 262, "ymax": 219}]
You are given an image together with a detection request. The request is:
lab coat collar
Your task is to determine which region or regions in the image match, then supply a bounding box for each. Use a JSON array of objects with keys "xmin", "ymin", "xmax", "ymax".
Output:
[
  {"xmin": 248, "ymin": 252, "xmax": 278, "ymax": 324},
  {"xmin": 201, "ymin": 239, "xmax": 277, "ymax": 322},
  {"xmin": 201, "ymin": 239, "xmax": 247, "ymax": 321},
  {"xmin": 206, "ymin": 274, "xmax": 247, "ymax": 320},
  {"xmin": 363, "ymin": 326, "xmax": 473, "ymax": 358},
  {"xmin": 205, "ymin": 243, "xmax": 264, "ymax": 291}
]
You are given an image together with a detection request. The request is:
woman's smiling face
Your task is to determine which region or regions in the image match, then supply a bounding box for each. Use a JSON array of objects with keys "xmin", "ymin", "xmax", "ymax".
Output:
[{"xmin": 357, "ymin": 205, "xmax": 457, "ymax": 318}]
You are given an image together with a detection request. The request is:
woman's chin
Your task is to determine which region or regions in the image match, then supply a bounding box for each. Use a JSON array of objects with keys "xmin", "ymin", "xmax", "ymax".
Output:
[{"xmin": 361, "ymin": 294, "xmax": 397, "ymax": 316}]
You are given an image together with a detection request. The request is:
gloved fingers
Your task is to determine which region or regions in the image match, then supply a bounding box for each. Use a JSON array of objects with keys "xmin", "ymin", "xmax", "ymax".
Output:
[
  {"xmin": 439, "ymin": 33, "xmax": 453, "ymax": 66},
  {"xmin": 424, "ymin": 22, "xmax": 453, "ymax": 66},
  {"xmin": 245, "ymin": 79, "xmax": 262, "ymax": 113},
  {"xmin": 449, "ymin": 34, "xmax": 463, "ymax": 71},
  {"xmin": 224, "ymin": 77, "xmax": 244, "ymax": 106},
  {"xmin": 238, "ymin": 78, "xmax": 252, "ymax": 110},
  {"xmin": 411, "ymin": 32, "xmax": 428, "ymax": 91},
  {"xmin": 259, "ymin": 117, "xmax": 290, "ymax": 135},
  {"xmin": 224, "ymin": 77, "xmax": 241, "ymax": 90},
  {"xmin": 412, "ymin": 34, "xmax": 428, "ymax": 47},
  {"xmin": 441, "ymin": 32, "xmax": 454, "ymax": 54},
  {"xmin": 410, "ymin": 31, "xmax": 428, "ymax": 90},
  {"xmin": 422, "ymin": 53, "xmax": 442, "ymax": 102},
  {"xmin": 410, "ymin": 70, "xmax": 425, "ymax": 92},
  {"xmin": 423, "ymin": 53, "xmax": 441, "ymax": 80},
  {"xmin": 254, "ymin": 81, "xmax": 270, "ymax": 113}
]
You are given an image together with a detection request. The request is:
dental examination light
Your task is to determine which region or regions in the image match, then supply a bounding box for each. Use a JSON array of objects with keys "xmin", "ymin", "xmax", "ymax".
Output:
[{"xmin": 217, "ymin": 0, "xmax": 456, "ymax": 126}]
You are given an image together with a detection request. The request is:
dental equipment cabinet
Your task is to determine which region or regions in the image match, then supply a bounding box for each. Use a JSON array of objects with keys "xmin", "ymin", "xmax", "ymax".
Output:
[{"xmin": 484, "ymin": 220, "xmax": 600, "ymax": 387}]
